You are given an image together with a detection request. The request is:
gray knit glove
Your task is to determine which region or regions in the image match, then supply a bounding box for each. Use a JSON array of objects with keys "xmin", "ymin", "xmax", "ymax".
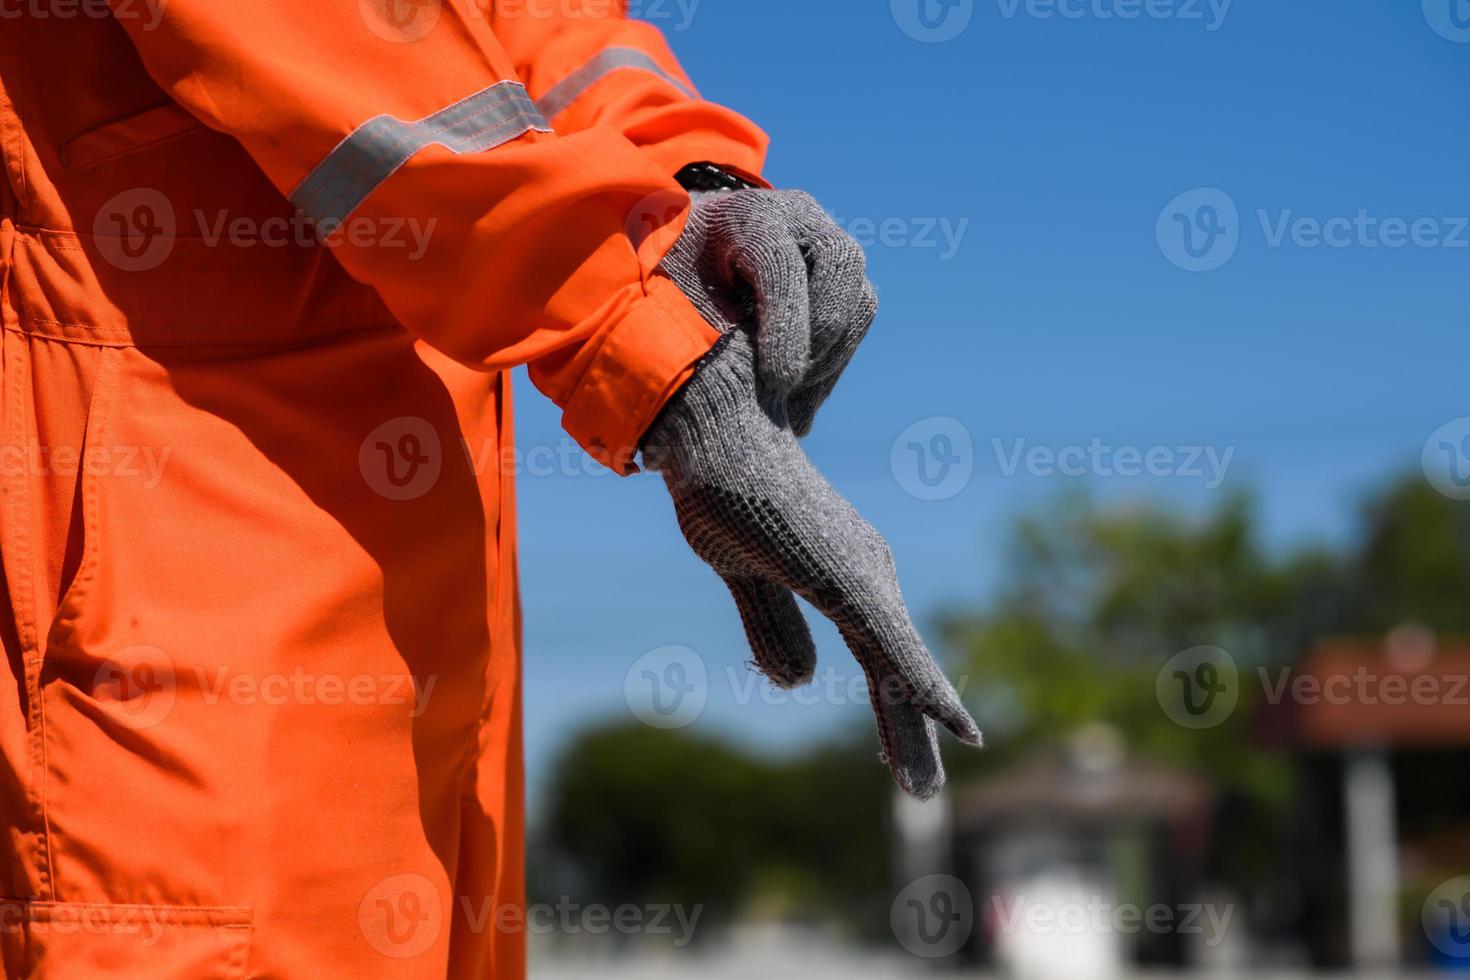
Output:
[
  {"xmin": 642, "ymin": 329, "xmax": 982, "ymax": 800},
  {"xmin": 658, "ymin": 188, "xmax": 877, "ymax": 436}
]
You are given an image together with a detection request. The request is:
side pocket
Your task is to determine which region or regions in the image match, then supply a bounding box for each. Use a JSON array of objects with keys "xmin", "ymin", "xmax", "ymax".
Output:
[
  {"xmin": 0, "ymin": 901, "xmax": 252, "ymax": 979},
  {"xmin": 61, "ymin": 104, "xmax": 202, "ymax": 172},
  {"xmin": 47, "ymin": 348, "xmax": 120, "ymax": 648}
]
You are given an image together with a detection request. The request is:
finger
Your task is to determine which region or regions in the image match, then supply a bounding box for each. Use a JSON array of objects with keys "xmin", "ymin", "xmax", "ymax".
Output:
[
  {"xmin": 867, "ymin": 682, "xmax": 945, "ymax": 801},
  {"xmin": 743, "ymin": 453, "xmax": 980, "ymax": 745},
  {"xmin": 722, "ymin": 575, "xmax": 817, "ymax": 689},
  {"xmin": 803, "ymin": 232, "xmax": 874, "ymax": 363},
  {"xmin": 832, "ymin": 591, "xmax": 982, "ymax": 746},
  {"xmin": 788, "ymin": 278, "xmax": 877, "ymax": 437},
  {"xmin": 879, "ymin": 622, "xmax": 983, "ymax": 746},
  {"xmin": 666, "ymin": 401, "xmax": 979, "ymax": 749},
  {"xmin": 726, "ymin": 237, "xmax": 812, "ymax": 396},
  {"xmin": 776, "ymin": 189, "xmax": 842, "ymax": 243}
]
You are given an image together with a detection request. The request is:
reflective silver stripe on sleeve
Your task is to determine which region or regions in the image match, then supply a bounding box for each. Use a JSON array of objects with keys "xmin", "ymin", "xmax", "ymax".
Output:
[
  {"xmin": 535, "ymin": 47, "xmax": 698, "ymax": 121},
  {"xmin": 289, "ymin": 81, "xmax": 551, "ymax": 226}
]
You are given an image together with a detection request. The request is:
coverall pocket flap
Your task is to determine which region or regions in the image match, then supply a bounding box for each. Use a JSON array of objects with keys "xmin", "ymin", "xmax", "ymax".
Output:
[
  {"xmin": 62, "ymin": 104, "xmax": 203, "ymax": 171},
  {"xmin": 0, "ymin": 900, "xmax": 253, "ymax": 979}
]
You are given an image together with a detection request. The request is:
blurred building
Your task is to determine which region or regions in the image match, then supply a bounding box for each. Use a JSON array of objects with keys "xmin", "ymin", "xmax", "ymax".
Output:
[
  {"xmin": 915, "ymin": 634, "xmax": 1470, "ymax": 976},
  {"xmin": 1259, "ymin": 631, "xmax": 1470, "ymax": 971},
  {"xmin": 945, "ymin": 725, "xmax": 1216, "ymax": 975}
]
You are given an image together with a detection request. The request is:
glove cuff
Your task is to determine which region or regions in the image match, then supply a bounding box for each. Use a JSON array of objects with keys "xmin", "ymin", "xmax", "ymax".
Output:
[{"xmin": 638, "ymin": 327, "xmax": 739, "ymax": 461}]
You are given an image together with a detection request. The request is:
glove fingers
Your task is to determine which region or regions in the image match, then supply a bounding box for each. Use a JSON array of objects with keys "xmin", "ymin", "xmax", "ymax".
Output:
[
  {"xmin": 645, "ymin": 326, "xmax": 980, "ymax": 798},
  {"xmin": 722, "ymin": 575, "xmax": 817, "ymax": 689},
  {"xmin": 789, "ymin": 279, "xmax": 877, "ymax": 436},
  {"xmin": 783, "ymin": 240, "xmax": 876, "ymax": 436},
  {"xmin": 884, "ymin": 625, "xmax": 983, "ymax": 746},
  {"xmin": 866, "ymin": 680, "xmax": 945, "ymax": 801},
  {"xmin": 728, "ymin": 239, "xmax": 812, "ymax": 396},
  {"xmin": 743, "ymin": 445, "xmax": 980, "ymax": 745},
  {"xmin": 685, "ymin": 421, "xmax": 980, "ymax": 747},
  {"xmin": 804, "ymin": 234, "xmax": 875, "ymax": 360},
  {"xmin": 833, "ymin": 598, "xmax": 982, "ymax": 747}
]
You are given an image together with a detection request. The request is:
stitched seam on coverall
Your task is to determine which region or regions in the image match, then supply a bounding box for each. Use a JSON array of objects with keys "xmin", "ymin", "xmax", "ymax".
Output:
[
  {"xmin": 535, "ymin": 47, "xmax": 699, "ymax": 121},
  {"xmin": 0, "ymin": 224, "xmax": 50, "ymax": 893},
  {"xmin": 0, "ymin": 47, "xmax": 28, "ymax": 217},
  {"xmin": 4, "ymin": 321, "xmax": 406, "ymax": 352},
  {"xmin": 2, "ymin": 331, "xmax": 53, "ymax": 898}
]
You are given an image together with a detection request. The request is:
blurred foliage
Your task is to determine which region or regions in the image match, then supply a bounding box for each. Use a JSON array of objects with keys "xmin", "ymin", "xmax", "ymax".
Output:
[
  {"xmin": 941, "ymin": 489, "xmax": 1294, "ymax": 807},
  {"xmin": 534, "ymin": 474, "xmax": 1470, "ymax": 931},
  {"xmin": 1356, "ymin": 478, "xmax": 1470, "ymax": 632},
  {"xmin": 532, "ymin": 724, "xmax": 892, "ymax": 935},
  {"xmin": 942, "ymin": 477, "xmax": 1470, "ymax": 884},
  {"xmin": 946, "ymin": 478, "xmax": 1470, "ymax": 719}
]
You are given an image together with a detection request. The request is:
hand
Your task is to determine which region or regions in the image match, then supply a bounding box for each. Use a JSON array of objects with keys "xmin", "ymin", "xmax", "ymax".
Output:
[
  {"xmin": 658, "ymin": 188, "xmax": 877, "ymax": 436},
  {"xmin": 642, "ymin": 329, "xmax": 981, "ymax": 800}
]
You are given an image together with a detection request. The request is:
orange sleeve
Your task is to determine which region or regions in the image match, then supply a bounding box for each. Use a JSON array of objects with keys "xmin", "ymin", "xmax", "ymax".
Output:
[
  {"xmin": 105, "ymin": 0, "xmax": 722, "ymax": 474},
  {"xmin": 488, "ymin": 0, "xmax": 770, "ymax": 183}
]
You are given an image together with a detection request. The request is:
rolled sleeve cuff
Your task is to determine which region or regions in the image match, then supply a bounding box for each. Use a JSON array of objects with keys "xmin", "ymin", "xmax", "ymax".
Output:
[{"xmin": 559, "ymin": 275, "xmax": 719, "ymax": 475}]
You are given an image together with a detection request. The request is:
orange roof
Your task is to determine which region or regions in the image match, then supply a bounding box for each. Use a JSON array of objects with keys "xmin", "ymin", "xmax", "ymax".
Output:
[{"xmin": 1256, "ymin": 638, "xmax": 1470, "ymax": 749}]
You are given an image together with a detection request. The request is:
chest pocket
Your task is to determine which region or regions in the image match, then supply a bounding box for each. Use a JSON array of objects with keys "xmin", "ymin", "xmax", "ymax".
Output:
[{"xmin": 62, "ymin": 103, "xmax": 202, "ymax": 171}]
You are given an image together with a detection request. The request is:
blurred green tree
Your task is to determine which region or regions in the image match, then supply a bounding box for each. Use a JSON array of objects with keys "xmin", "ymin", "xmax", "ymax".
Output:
[
  {"xmin": 939, "ymin": 476, "xmax": 1470, "ymax": 889},
  {"xmin": 533, "ymin": 722, "xmax": 891, "ymax": 933}
]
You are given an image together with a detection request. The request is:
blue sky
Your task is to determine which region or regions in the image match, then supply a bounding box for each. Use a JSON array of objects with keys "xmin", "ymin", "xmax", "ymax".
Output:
[{"xmin": 512, "ymin": 0, "xmax": 1467, "ymax": 809}]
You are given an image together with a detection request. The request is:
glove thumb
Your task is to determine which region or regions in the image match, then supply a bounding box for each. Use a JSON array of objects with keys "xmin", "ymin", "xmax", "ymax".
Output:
[{"xmin": 721, "ymin": 575, "xmax": 817, "ymax": 689}]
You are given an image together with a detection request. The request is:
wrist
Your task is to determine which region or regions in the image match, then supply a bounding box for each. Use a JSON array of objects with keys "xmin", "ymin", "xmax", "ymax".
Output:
[{"xmin": 675, "ymin": 162, "xmax": 760, "ymax": 193}]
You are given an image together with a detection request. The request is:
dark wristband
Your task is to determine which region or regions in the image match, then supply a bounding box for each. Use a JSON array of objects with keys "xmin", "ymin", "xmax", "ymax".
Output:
[{"xmin": 674, "ymin": 162, "xmax": 756, "ymax": 193}]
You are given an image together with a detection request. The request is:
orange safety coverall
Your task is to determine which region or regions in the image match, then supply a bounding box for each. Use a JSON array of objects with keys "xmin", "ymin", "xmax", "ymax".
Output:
[{"xmin": 0, "ymin": 1, "xmax": 767, "ymax": 976}]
